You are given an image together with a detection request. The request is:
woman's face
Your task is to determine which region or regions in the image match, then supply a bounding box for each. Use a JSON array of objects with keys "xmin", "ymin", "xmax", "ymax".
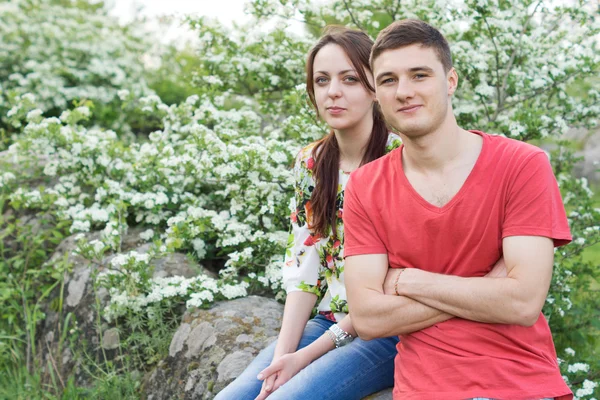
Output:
[{"xmin": 312, "ymin": 43, "xmax": 376, "ymax": 132}]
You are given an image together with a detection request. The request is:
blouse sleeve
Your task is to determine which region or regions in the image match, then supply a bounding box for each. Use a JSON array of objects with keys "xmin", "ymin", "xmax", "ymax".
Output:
[{"xmin": 281, "ymin": 150, "xmax": 322, "ymax": 296}]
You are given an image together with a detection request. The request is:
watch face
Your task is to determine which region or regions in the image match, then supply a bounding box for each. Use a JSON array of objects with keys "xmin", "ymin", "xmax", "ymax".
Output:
[{"xmin": 338, "ymin": 336, "xmax": 353, "ymax": 347}]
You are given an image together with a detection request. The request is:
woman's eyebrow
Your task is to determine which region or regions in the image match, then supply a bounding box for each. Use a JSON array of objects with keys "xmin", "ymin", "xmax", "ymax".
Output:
[{"xmin": 314, "ymin": 69, "xmax": 356, "ymax": 75}]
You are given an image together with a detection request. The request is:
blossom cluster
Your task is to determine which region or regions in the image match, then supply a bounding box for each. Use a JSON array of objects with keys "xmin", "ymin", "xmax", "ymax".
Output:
[{"xmin": 0, "ymin": 0, "xmax": 153, "ymax": 132}]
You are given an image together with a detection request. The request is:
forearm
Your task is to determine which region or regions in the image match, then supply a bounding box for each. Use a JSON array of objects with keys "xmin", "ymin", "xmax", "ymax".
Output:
[
  {"xmin": 297, "ymin": 314, "xmax": 357, "ymax": 363},
  {"xmin": 350, "ymin": 288, "xmax": 453, "ymax": 340},
  {"xmin": 397, "ymin": 269, "xmax": 538, "ymax": 326},
  {"xmin": 274, "ymin": 291, "xmax": 317, "ymax": 358}
]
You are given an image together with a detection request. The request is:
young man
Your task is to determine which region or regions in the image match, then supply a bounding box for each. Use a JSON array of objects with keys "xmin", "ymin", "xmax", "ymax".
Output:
[{"xmin": 343, "ymin": 19, "xmax": 573, "ymax": 400}]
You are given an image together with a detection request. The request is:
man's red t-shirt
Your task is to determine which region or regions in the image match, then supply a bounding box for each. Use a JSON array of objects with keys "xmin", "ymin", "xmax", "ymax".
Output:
[{"xmin": 343, "ymin": 131, "xmax": 573, "ymax": 400}]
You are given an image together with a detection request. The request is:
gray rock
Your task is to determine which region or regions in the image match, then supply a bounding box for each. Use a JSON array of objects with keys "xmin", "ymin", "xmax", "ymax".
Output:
[
  {"xmin": 216, "ymin": 351, "xmax": 254, "ymax": 381},
  {"xmin": 102, "ymin": 328, "xmax": 120, "ymax": 350},
  {"xmin": 170, "ymin": 323, "xmax": 192, "ymax": 357},
  {"xmin": 566, "ymin": 127, "xmax": 600, "ymax": 184},
  {"xmin": 142, "ymin": 296, "xmax": 393, "ymax": 400},
  {"xmin": 38, "ymin": 229, "xmax": 209, "ymax": 387},
  {"xmin": 66, "ymin": 266, "xmax": 91, "ymax": 307},
  {"xmin": 578, "ymin": 145, "xmax": 600, "ymax": 184},
  {"xmin": 185, "ymin": 322, "xmax": 217, "ymax": 358},
  {"xmin": 142, "ymin": 296, "xmax": 283, "ymax": 400}
]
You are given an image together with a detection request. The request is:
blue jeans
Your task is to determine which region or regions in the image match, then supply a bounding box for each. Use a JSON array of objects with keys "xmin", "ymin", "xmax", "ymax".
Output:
[{"xmin": 214, "ymin": 314, "xmax": 399, "ymax": 400}]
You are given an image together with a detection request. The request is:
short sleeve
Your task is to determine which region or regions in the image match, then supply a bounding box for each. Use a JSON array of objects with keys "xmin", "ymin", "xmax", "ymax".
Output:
[
  {"xmin": 281, "ymin": 151, "xmax": 321, "ymax": 295},
  {"xmin": 502, "ymin": 152, "xmax": 572, "ymax": 247},
  {"xmin": 343, "ymin": 174, "xmax": 387, "ymax": 257}
]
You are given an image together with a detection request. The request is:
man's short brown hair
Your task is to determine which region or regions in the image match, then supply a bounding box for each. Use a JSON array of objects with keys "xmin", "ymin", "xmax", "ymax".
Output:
[{"xmin": 371, "ymin": 19, "xmax": 453, "ymax": 72}]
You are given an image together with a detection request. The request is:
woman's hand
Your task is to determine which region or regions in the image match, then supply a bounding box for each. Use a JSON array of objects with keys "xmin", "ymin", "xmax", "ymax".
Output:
[{"xmin": 255, "ymin": 350, "xmax": 312, "ymax": 400}]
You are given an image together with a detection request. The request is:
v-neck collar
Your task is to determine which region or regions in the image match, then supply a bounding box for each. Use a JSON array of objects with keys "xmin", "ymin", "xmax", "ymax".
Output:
[{"xmin": 394, "ymin": 130, "xmax": 488, "ymax": 214}]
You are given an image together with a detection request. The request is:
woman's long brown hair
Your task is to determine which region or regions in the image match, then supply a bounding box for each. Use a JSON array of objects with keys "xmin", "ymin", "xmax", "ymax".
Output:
[{"xmin": 305, "ymin": 26, "xmax": 389, "ymax": 239}]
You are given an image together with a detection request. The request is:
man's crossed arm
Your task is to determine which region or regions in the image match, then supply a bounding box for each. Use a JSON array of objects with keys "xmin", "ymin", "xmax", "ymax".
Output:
[{"xmin": 344, "ymin": 236, "xmax": 554, "ymax": 340}]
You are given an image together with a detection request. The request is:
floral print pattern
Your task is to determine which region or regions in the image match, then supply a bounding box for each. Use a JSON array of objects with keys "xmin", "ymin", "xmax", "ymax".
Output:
[{"xmin": 282, "ymin": 133, "xmax": 402, "ymax": 322}]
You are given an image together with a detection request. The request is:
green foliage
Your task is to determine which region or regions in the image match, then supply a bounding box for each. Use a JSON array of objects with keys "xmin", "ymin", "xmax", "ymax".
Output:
[
  {"xmin": 0, "ymin": 0, "xmax": 155, "ymax": 146},
  {"xmin": 1, "ymin": 0, "xmax": 599, "ymax": 397}
]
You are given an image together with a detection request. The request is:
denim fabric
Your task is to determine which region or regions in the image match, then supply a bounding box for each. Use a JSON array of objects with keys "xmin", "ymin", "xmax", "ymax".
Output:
[{"xmin": 214, "ymin": 314, "xmax": 399, "ymax": 400}]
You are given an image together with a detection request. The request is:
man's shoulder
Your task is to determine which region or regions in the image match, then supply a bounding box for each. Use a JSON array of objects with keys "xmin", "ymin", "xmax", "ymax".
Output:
[
  {"xmin": 353, "ymin": 147, "xmax": 399, "ymax": 183},
  {"xmin": 480, "ymin": 131, "xmax": 547, "ymax": 164}
]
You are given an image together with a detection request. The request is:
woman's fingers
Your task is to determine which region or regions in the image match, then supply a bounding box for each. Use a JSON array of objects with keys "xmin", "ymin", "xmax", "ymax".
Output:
[
  {"xmin": 257, "ymin": 360, "xmax": 281, "ymax": 381},
  {"xmin": 264, "ymin": 373, "xmax": 278, "ymax": 392},
  {"xmin": 272, "ymin": 372, "xmax": 291, "ymax": 392},
  {"xmin": 255, "ymin": 373, "xmax": 278, "ymax": 400}
]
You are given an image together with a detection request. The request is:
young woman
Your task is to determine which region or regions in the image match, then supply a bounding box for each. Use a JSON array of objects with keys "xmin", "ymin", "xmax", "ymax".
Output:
[{"xmin": 215, "ymin": 26, "xmax": 402, "ymax": 400}]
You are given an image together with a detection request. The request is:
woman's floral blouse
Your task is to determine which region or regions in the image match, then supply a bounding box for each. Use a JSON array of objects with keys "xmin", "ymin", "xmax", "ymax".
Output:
[{"xmin": 282, "ymin": 133, "xmax": 402, "ymax": 322}]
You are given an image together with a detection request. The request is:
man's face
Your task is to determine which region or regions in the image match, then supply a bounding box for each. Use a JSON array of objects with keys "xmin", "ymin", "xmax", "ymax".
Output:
[{"xmin": 372, "ymin": 44, "xmax": 457, "ymax": 138}]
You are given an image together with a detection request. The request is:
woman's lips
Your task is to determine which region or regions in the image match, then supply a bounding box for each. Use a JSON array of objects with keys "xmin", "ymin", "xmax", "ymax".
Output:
[{"xmin": 327, "ymin": 107, "xmax": 346, "ymax": 115}]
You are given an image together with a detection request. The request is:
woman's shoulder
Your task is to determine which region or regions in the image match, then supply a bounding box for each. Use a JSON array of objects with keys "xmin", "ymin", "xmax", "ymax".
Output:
[
  {"xmin": 385, "ymin": 132, "xmax": 402, "ymax": 153},
  {"xmin": 295, "ymin": 141, "xmax": 319, "ymax": 165}
]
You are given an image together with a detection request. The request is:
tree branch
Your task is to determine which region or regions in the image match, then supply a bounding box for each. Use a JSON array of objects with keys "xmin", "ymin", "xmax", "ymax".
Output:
[
  {"xmin": 341, "ymin": 0, "xmax": 365, "ymax": 31},
  {"xmin": 494, "ymin": 0, "xmax": 544, "ymax": 121},
  {"xmin": 481, "ymin": 14, "xmax": 503, "ymax": 122}
]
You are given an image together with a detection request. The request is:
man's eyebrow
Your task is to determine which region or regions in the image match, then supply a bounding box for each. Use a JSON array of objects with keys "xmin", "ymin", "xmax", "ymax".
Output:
[
  {"xmin": 375, "ymin": 71, "xmax": 394, "ymax": 81},
  {"xmin": 409, "ymin": 66, "xmax": 434, "ymax": 73}
]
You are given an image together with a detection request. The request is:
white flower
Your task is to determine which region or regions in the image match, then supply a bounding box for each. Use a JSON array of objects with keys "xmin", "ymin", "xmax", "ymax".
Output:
[
  {"xmin": 71, "ymin": 220, "xmax": 91, "ymax": 233},
  {"xmin": 75, "ymin": 106, "xmax": 91, "ymax": 117},
  {"xmin": 90, "ymin": 208, "xmax": 109, "ymax": 222},
  {"xmin": 565, "ymin": 347, "xmax": 576, "ymax": 356},
  {"xmin": 89, "ymin": 240, "xmax": 105, "ymax": 254},
  {"xmin": 139, "ymin": 229, "xmax": 154, "ymax": 241},
  {"xmin": 568, "ymin": 362, "xmax": 590, "ymax": 374},
  {"xmin": 576, "ymin": 379, "xmax": 597, "ymax": 397},
  {"xmin": 220, "ymin": 282, "xmax": 249, "ymax": 299},
  {"xmin": 117, "ymin": 90, "xmax": 130, "ymax": 101},
  {"xmin": 26, "ymin": 109, "xmax": 43, "ymax": 122},
  {"xmin": 43, "ymin": 163, "xmax": 58, "ymax": 177}
]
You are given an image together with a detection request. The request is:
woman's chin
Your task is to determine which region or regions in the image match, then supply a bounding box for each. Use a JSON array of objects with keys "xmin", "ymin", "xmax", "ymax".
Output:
[{"xmin": 325, "ymin": 119, "xmax": 355, "ymax": 132}]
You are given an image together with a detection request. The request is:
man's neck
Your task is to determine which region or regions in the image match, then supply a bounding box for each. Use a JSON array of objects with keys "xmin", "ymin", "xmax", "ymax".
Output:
[{"xmin": 400, "ymin": 115, "xmax": 473, "ymax": 174}]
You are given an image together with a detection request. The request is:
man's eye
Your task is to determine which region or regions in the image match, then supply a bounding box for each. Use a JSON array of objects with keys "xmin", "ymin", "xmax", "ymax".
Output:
[{"xmin": 414, "ymin": 74, "xmax": 427, "ymax": 80}]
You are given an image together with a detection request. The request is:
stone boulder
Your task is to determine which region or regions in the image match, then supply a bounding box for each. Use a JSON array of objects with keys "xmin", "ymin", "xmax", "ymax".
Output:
[
  {"xmin": 577, "ymin": 144, "xmax": 600, "ymax": 184},
  {"xmin": 37, "ymin": 227, "xmax": 209, "ymax": 387},
  {"xmin": 568, "ymin": 128, "xmax": 600, "ymax": 184},
  {"xmin": 143, "ymin": 296, "xmax": 393, "ymax": 400},
  {"xmin": 142, "ymin": 296, "xmax": 283, "ymax": 400}
]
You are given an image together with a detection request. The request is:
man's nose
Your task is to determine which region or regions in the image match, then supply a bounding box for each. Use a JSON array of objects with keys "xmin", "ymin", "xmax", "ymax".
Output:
[{"xmin": 395, "ymin": 78, "xmax": 415, "ymax": 102}]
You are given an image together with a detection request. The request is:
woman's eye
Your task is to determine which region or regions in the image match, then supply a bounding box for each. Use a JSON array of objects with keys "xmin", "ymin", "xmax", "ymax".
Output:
[
  {"xmin": 315, "ymin": 77, "xmax": 329, "ymax": 84},
  {"xmin": 381, "ymin": 78, "xmax": 395, "ymax": 84},
  {"xmin": 344, "ymin": 76, "xmax": 359, "ymax": 82}
]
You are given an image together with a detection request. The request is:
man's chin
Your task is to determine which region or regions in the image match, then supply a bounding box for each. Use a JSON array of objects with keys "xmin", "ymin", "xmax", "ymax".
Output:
[{"xmin": 389, "ymin": 123, "xmax": 429, "ymax": 138}]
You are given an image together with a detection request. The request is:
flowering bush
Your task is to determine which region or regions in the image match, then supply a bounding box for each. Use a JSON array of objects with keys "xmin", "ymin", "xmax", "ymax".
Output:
[
  {"xmin": 0, "ymin": 0, "xmax": 153, "ymax": 140},
  {"xmin": 1, "ymin": 0, "xmax": 599, "ymax": 396}
]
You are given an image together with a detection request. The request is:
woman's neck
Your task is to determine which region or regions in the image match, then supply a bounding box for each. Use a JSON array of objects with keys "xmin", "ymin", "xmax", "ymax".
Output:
[{"xmin": 334, "ymin": 114, "xmax": 374, "ymax": 172}]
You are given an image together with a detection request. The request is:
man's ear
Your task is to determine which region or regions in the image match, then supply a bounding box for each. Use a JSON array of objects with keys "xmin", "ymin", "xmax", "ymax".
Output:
[{"xmin": 447, "ymin": 67, "xmax": 458, "ymax": 96}]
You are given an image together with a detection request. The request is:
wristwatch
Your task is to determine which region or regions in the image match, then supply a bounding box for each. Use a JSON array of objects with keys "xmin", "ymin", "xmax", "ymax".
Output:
[{"xmin": 328, "ymin": 324, "xmax": 354, "ymax": 348}]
